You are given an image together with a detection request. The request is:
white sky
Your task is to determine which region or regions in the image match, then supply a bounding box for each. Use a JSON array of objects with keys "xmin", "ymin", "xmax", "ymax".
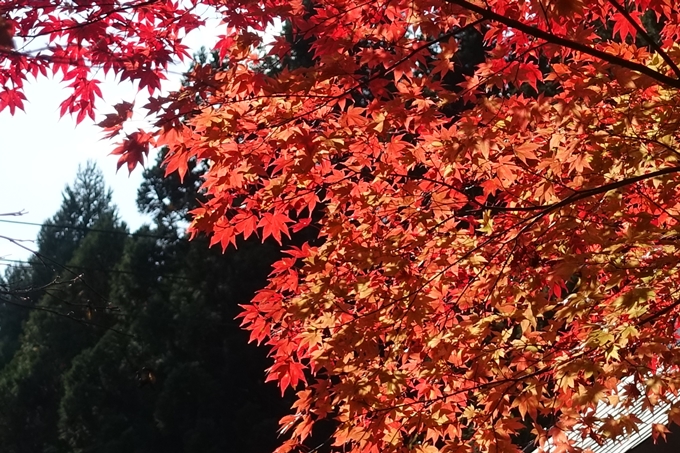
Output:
[{"xmin": 0, "ymin": 21, "xmax": 222, "ymax": 264}]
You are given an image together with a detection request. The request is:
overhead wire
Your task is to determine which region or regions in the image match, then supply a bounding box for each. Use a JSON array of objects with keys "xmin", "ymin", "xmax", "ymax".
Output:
[
  {"xmin": 0, "ymin": 217, "xmax": 201, "ymax": 241},
  {"xmin": 0, "ymin": 215, "xmax": 235, "ymax": 337},
  {"xmin": 0, "ymin": 257, "xmax": 198, "ymax": 282},
  {"xmin": 0, "ymin": 217, "xmax": 221, "ymax": 287}
]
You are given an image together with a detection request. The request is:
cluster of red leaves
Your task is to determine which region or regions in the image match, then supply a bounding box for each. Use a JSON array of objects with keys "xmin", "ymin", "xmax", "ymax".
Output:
[
  {"xmin": 6, "ymin": 0, "xmax": 680, "ymax": 452},
  {"xmin": 0, "ymin": 0, "xmax": 200, "ymax": 121}
]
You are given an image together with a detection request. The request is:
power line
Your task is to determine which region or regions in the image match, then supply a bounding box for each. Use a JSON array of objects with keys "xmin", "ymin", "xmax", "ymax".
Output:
[
  {"xmin": 0, "ymin": 218, "xmax": 205, "ymax": 242},
  {"xmin": 0, "ymin": 257, "xmax": 197, "ymax": 281},
  {"xmin": 0, "ymin": 219, "xmax": 213, "ymax": 282},
  {"xmin": 0, "ymin": 218, "xmax": 232, "ymax": 284}
]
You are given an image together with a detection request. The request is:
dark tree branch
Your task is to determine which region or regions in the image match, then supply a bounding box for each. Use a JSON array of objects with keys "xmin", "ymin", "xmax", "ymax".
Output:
[
  {"xmin": 605, "ymin": 0, "xmax": 680, "ymax": 80},
  {"xmin": 447, "ymin": 0, "xmax": 680, "ymax": 89}
]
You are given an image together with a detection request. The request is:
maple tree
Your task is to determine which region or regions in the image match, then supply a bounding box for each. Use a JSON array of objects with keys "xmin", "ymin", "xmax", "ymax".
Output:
[{"xmin": 6, "ymin": 0, "xmax": 680, "ymax": 452}]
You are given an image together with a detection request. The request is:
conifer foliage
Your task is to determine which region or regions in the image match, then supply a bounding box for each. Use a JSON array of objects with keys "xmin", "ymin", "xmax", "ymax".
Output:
[
  {"xmin": 5, "ymin": 1, "xmax": 680, "ymax": 452},
  {"xmin": 0, "ymin": 160, "xmax": 290, "ymax": 453}
]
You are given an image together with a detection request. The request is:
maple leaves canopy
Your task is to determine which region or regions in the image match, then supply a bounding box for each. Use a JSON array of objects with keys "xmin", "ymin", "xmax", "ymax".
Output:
[{"xmin": 6, "ymin": 0, "xmax": 680, "ymax": 452}]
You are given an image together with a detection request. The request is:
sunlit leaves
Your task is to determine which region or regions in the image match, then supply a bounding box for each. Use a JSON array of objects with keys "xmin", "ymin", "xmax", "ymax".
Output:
[{"xmin": 7, "ymin": 0, "xmax": 680, "ymax": 452}]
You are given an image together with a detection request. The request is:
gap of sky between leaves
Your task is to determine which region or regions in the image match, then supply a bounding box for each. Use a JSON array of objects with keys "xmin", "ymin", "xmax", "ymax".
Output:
[{"xmin": 0, "ymin": 14, "xmax": 258, "ymax": 263}]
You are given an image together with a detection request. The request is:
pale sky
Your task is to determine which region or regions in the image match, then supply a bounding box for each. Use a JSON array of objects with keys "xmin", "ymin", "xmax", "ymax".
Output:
[{"xmin": 0, "ymin": 21, "xmax": 222, "ymax": 264}]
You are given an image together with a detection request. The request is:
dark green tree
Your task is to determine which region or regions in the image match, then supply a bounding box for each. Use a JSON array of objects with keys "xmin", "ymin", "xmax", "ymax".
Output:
[
  {"xmin": 58, "ymin": 151, "xmax": 291, "ymax": 453},
  {"xmin": 0, "ymin": 163, "xmax": 126, "ymax": 452},
  {"xmin": 0, "ymin": 162, "xmax": 119, "ymax": 369},
  {"xmin": 31, "ymin": 161, "xmax": 117, "ymax": 288}
]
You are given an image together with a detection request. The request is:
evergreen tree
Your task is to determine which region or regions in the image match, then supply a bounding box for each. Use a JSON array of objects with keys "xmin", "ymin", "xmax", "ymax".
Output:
[
  {"xmin": 0, "ymin": 163, "xmax": 125, "ymax": 452},
  {"xmin": 58, "ymin": 152, "xmax": 291, "ymax": 453},
  {"xmin": 31, "ymin": 161, "xmax": 117, "ymax": 289}
]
